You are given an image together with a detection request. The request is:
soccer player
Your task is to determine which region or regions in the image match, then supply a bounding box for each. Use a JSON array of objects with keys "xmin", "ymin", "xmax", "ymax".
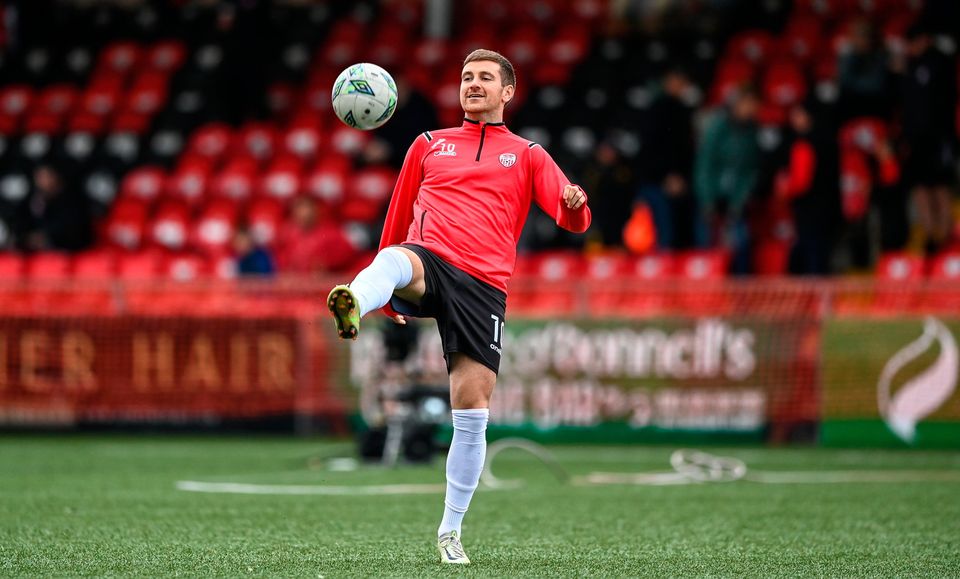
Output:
[{"xmin": 327, "ymin": 49, "xmax": 591, "ymax": 564}]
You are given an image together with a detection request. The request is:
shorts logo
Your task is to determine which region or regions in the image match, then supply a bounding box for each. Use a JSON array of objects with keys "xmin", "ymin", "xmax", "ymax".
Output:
[{"xmin": 499, "ymin": 153, "xmax": 516, "ymax": 168}]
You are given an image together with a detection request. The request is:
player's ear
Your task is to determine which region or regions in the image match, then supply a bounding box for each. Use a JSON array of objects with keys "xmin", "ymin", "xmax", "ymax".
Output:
[{"xmin": 502, "ymin": 84, "xmax": 515, "ymax": 104}]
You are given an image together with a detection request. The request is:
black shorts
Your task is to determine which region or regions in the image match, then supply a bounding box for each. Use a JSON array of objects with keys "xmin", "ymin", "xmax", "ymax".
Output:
[{"xmin": 390, "ymin": 244, "xmax": 507, "ymax": 375}]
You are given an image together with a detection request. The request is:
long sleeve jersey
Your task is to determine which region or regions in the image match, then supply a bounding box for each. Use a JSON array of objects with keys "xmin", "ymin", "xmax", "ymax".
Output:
[{"xmin": 378, "ymin": 118, "xmax": 591, "ymax": 316}]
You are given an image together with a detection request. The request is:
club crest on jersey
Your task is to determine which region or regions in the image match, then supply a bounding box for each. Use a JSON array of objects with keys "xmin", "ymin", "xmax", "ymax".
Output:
[{"xmin": 499, "ymin": 153, "xmax": 517, "ymax": 168}]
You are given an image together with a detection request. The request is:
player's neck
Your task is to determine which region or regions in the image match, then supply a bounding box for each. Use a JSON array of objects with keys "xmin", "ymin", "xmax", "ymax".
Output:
[{"xmin": 464, "ymin": 111, "xmax": 504, "ymax": 125}]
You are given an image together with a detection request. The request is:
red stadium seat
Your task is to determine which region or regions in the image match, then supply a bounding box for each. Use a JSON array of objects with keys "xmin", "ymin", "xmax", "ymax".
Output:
[
  {"xmin": 305, "ymin": 156, "xmax": 349, "ymax": 210},
  {"xmin": 329, "ymin": 124, "xmax": 370, "ymax": 156},
  {"xmin": 191, "ymin": 199, "xmax": 238, "ymax": 256},
  {"xmin": 166, "ymin": 158, "xmax": 211, "ymax": 206},
  {"xmin": 146, "ymin": 40, "xmax": 187, "ymax": 73},
  {"xmin": 876, "ymin": 252, "xmax": 924, "ymax": 281},
  {"xmin": 709, "ymin": 57, "xmax": 755, "ymax": 104},
  {"xmin": 924, "ymin": 251, "xmax": 960, "ymax": 313},
  {"xmin": 210, "ymin": 157, "xmax": 257, "ymax": 203},
  {"xmin": 511, "ymin": 251, "xmax": 584, "ymax": 317},
  {"xmin": 98, "ymin": 41, "xmax": 142, "ymax": 75},
  {"xmin": 73, "ymin": 250, "xmax": 117, "ymax": 280},
  {"xmin": 234, "ymin": 122, "xmax": 278, "ymax": 162},
  {"xmin": 726, "ymin": 30, "xmax": 775, "ymax": 64},
  {"xmin": 342, "ymin": 166, "xmax": 395, "ymax": 223},
  {"xmin": 675, "ymin": 250, "xmax": 732, "ymax": 315},
  {"xmin": 929, "ymin": 251, "xmax": 960, "ymax": 280},
  {"xmin": 124, "ymin": 76, "xmax": 169, "ymax": 116},
  {"xmin": 282, "ymin": 123, "xmax": 323, "ymax": 161},
  {"xmin": 120, "ymin": 166, "xmax": 166, "ymax": 204},
  {"xmin": 875, "ymin": 252, "xmax": 925, "ymax": 313},
  {"xmin": 150, "ymin": 201, "xmax": 191, "ymax": 251},
  {"xmin": 26, "ymin": 253, "xmax": 72, "ymax": 280},
  {"xmin": 762, "ymin": 60, "xmax": 808, "ymax": 109},
  {"xmin": 0, "ymin": 85, "xmax": 33, "ymax": 133},
  {"xmin": 259, "ymin": 156, "xmax": 302, "ymax": 202},
  {"xmin": 116, "ymin": 249, "xmax": 163, "ymax": 280},
  {"xmin": 0, "ymin": 253, "xmax": 25, "ymax": 279},
  {"xmin": 163, "ymin": 252, "xmax": 207, "ymax": 281},
  {"xmin": 247, "ymin": 198, "xmax": 284, "ymax": 247},
  {"xmin": 105, "ymin": 199, "xmax": 149, "ymax": 249},
  {"xmin": 187, "ymin": 122, "xmax": 233, "ymax": 163}
]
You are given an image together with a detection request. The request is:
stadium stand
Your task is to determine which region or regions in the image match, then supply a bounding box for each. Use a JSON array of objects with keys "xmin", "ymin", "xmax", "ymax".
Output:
[{"xmin": 0, "ymin": 0, "xmax": 956, "ymax": 288}]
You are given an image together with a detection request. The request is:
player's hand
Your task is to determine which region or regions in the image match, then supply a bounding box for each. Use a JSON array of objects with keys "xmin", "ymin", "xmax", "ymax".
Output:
[
  {"xmin": 563, "ymin": 185, "xmax": 587, "ymax": 210},
  {"xmin": 392, "ymin": 314, "xmax": 406, "ymax": 325}
]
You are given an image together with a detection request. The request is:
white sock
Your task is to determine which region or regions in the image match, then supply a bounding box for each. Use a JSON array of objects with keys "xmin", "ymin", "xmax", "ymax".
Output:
[
  {"xmin": 438, "ymin": 408, "xmax": 489, "ymax": 538},
  {"xmin": 350, "ymin": 247, "xmax": 413, "ymax": 317}
]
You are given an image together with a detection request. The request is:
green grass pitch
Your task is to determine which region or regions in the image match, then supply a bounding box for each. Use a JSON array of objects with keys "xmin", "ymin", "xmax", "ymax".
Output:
[{"xmin": 2, "ymin": 436, "xmax": 959, "ymax": 577}]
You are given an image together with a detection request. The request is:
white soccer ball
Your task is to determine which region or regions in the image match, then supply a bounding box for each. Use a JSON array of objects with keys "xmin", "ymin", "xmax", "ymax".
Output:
[{"xmin": 331, "ymin": 63, "xmax": 398, "ymax": 131}]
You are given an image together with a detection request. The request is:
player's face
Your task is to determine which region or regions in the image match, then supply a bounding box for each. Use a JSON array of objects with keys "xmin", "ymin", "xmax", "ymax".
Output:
[{"xmin": 460, "ymin": 60, "xmax": 514, "ymax": 118}]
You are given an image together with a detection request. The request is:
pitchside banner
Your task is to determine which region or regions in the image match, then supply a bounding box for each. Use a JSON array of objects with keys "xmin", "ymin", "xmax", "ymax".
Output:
[
  {"xmin": 0, "ymin": 316, "xmax": 342, "ymax": 426},
  {"xmin": 822, "ymin": 317, "xmax": 960, "ymax": 448},
  {"xmin": 350, "ymin": 317, "xmax": 819, "ymax": 443}
]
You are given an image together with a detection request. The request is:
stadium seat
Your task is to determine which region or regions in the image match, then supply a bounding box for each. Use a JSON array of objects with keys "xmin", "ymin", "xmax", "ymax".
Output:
[
  {"xmin": 146, "ymin": 40, "xmax": 186, "ymax": 73},
  {"xmin": 234, "ymin": 122, "xmax": 278, "ymax": 162},
  {"xmin": 116, "ymin": 249, "xmax": 163, "ymax": 280},
  {"xmin": 923, "ymin": 251, "xmax": 960, "ymax": 314},
  {"xmin": 150, "ymin": 201, "xmax": 191, "ymax": 251},
  {"xmin": 120, "ymin": 166, "xmax": 166, "ymax": 204},
  {"xmin": 259, "ymin": 156, "xmax": 302, "ymax": 202},
  {"xmin": 98, "ymin": 41, "xmax": 142, "ymax": 75},
  {"xmin": 876, "ymin": 252, "xmax": 924, "ymax": 282},
  {"xmin": 726, "ymin": 30, "xmax": 774, "ymax": 64},
  {"xmin": 874, "ymin": 252, "xmax": 925, "ymax": 314},
  {"xmin": 341, "ymin": 166, "xmax": 395, "ymax": 223},
  {"xmin": 246, "ymin": 197, "xmax": 285, "ymax": 247},
  {"xmin": 511, "ymin": 251, "xmax": 584, "ymax": 317},
  {"xmin": 305, "ymin": 156, "xmax": 349, "ymax": 209},
  {"xmin": 73, "ymin": 250, "xmax": 117, "ymax": 279},
  {"xmin": 282, "ymin": 123, "xmax": 323, "ymax": 161},
  {"xmin": 675, "ymin": 250, "xmax": 732, "ymax": 315},
  {"xmin": 210, "ymin": 157, "xmax": 257, "ymax": 203},
  {"xmin": 0, "ymin": 253, "xmax": 25, "ymax": 279},
  {"xmin": 166, "ymin": 158, "xmax": 211, "ymax": 206},
  {"xmin": 191, "ymin": 199, "xmax": 238, "ymax": 256},
  {"xmin": 163, "ymin": 252, "xmax": 207, "ymax": 281},
  {"xmin": 26, "ymin": 253, "xmax": 72, "ymax": 280},
  {"xmin": 187, "ymin": 122, "xmax": 233, "ymax": 164},
  {"xmin": 709, "ymin": 57, "xmax": 755, "ymax": 104},
  {"xmin": 105, "ymin": 199, "xmax": 149, "ymax": 249}
]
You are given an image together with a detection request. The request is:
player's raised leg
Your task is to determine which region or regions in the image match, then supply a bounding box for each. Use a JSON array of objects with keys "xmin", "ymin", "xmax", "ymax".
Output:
[
  {"xmin": 437, "ymin": 354, "xmax": 496, "ymax": 564},
  {"xmin": 327, "ymin": 246, "xmax": 424, "ymax": 340}
]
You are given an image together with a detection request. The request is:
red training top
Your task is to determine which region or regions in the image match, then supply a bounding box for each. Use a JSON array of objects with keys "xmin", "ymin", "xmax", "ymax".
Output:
[{"xmin": 378, "ymin": 119, "xmax": 591, "ymax": 316}]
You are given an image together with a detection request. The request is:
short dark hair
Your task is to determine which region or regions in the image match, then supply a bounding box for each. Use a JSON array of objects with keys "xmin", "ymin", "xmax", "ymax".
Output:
[{"xmin": 463, "ymin": 49, "xmax": 516, "ymax": 88}]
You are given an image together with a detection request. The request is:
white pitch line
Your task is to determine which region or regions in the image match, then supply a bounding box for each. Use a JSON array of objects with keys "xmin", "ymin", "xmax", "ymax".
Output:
[
  {"xmin": 176, "ymin": 481, "xmax": 446, "ymax": 496},
  {"xmin": 745, "ymin": 470, "xmax": 960, "ymax": 484}
]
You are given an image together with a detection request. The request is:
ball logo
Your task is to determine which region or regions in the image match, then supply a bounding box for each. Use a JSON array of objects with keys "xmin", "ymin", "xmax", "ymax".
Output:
[
  {"xmin": 878, "ymin": 317, "xmax": 958, "ymax": 443},
  {"xmin": 499, "ymin": 153, "xmax": 516, "ymax": 168}
]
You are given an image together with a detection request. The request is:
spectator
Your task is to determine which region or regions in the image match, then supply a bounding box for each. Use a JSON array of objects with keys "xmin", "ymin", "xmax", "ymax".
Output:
[
  {"xmin": 837, "ymin": 18, "xmax": 892, "ymax": 121},
  {"xmin": 771, "ymin": 104, "xmax": 841, "ymax": 275},
  {"xmin": 635, "ymin": 67, "xmax": 696, "ymax": 249},
  {"xmin": 23, "ymin": 165, "xmax": 92, "ymax": 252},
  {"xmin": 275, "ymin": 196, "xmax": 358, "ymax": 274},
  {"xmin": 233, "ymin": 227, "xmax": 275, "ymax": 276},
  {"xmin": 693, "ymin": 85, "xmax": 761, "ymax": 273},
  {"xmin": 580, "ymin": 140, "xmax": 636, "ymax": 247},
  {"xmin": 894, "ymin": 23, "xmax": 958, "ymax": 255},
  {"xmin": 835, "ymin": 118, "xmax": 902, "ymax": 270}
]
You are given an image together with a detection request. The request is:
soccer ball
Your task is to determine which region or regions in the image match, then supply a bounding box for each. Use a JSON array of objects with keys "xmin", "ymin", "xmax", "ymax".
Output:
[{"xmin": 331, "ymin": 63, "xmax": 398, "ymax": 131}]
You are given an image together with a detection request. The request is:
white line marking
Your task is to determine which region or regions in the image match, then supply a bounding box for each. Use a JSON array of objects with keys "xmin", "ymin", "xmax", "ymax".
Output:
[
  {"xmin": 176, "ymin": 481, "xmax": 446, "ymax": 495},
  {"xmin": 746, "ymin": 470, "xmax": 960, "ymax": 484}
]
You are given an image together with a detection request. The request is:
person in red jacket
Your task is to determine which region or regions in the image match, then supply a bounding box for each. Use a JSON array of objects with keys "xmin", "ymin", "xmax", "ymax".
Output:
[{"xmin": 327, "ymin": 49, "xmax": 591, "ymax": 564}]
